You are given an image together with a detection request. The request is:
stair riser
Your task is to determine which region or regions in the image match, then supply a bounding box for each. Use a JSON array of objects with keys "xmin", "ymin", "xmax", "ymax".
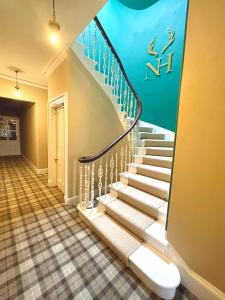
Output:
[
  {"xmin": 146, "ymin": 149, "xmax": 173, "ymax": 157},
  {"xmin": 139, "ymin": 133, "xmax": 165, "ymax": 140},
  {"xmin": 105, "ymin": 205, "xmax": 152, "ymax": 240},
  {"xmin": 143, "ymin": 157, "xmax": 172, "ymax": 168},
  {"xmin": 120, "ymin": 176, "xmax": 169, "ymax": 201},
  {"xmin": 133, "ymin": 156, "xmax": 172, "ymax": 168},
  {"xmin": 129, "ymin": 166, "xmax": 171, "ymax": 182},
  {"xmin": 110, "ymin": 188, "xmax": 162, "ymax": 220},
  {"xmin": 138, "ymin": 127, "xmax": 154, "ymax": 133},
  {"xmin": 140, "ymin": 140, "xmax": 174, "ymax": 147}
]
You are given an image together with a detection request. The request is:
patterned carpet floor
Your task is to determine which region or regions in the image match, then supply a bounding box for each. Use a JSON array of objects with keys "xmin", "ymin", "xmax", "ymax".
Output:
[{"xmin": 0, "ymin": 156, "xmax": 198, "ymax": 300}]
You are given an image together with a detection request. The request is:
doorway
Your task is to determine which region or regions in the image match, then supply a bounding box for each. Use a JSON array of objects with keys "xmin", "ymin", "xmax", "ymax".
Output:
[
  {"xmin": 55, "ymin": 106, "xmax": 64, "ymax": 192},
  {"xmin": 0, "ymin": 116, "xmax": 20, "ymax": 156},
  {"xmin": 48, "ymin": 93, "xmax": 68, "ymax": 199}
]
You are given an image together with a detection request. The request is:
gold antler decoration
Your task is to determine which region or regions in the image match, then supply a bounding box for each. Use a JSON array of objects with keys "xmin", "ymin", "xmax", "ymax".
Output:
[
  {"xmin": 148, "ymin": 37, "xmax": 158, "ymax": 57},
  {"xmin": 162, "ymin": 29, "xmax": 175, "ymax": 54}
]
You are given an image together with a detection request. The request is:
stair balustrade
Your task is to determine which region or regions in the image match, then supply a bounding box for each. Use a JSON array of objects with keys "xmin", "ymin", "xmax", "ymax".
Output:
[{"xmin": 77, "ymin": 16, "xmax": 142, "ymax": 210}]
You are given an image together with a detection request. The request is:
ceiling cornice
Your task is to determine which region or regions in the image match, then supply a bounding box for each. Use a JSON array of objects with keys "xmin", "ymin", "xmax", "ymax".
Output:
[
  {"xmin": 42, "ymin": 47, "xmax": 68, "ymax": 78},
  {"xmin": 0, "ymin": 73, "xmax": 48, "ymax": 90}
]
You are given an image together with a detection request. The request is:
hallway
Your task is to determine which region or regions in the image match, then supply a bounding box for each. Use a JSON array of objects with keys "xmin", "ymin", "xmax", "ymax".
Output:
[{"xmin": 0, "ymin": 156, "xmax": 196, "ymax": 300}]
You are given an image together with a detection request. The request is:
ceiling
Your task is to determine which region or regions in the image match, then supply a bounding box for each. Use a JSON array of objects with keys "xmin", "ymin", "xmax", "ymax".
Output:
[{"xmin": 0, "ymin": 0, "xmax": 106, "ymax": 88}]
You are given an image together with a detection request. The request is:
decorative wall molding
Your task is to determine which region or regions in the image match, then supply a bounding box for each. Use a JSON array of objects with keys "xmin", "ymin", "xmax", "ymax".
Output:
[
  {"xmin": 0, "ymin": 73, "xmax": 47, "ymax": 90},
  {"xmin": 167, "ymin": 244, "xmax": 225, "ymax": 300},
  {"xmin": 42, "ymin": 48, "xmax": 68, "ymax": 77}
]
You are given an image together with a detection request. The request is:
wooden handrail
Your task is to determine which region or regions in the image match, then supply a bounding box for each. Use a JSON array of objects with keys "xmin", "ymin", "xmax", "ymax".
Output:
[{"xmin": 79, "ymin": 16, "xmax": 142, "ymax": 163}]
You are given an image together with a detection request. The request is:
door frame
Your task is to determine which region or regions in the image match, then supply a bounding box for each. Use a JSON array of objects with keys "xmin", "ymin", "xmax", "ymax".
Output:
[{"xmin": 48, "ymin": 93, "xmax": 68, "ymax": 200}]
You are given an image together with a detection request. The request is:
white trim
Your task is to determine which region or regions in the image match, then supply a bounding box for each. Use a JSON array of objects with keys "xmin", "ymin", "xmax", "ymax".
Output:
[
  {"xmin": 22, "ymin": 155, "xmax": 48, "ymax": 175},
  {"xmin": 48, "ymin": 93, "xmax": 68, "ymax": 199},
  {"xmin": 167, "ymin": 244, "xmax": 225, "ymax": 300},
  {"xmin": 37, "ymin": 168, "xmax": 48, "ymax": 175},
  {"xmin": 0, "ymin": 73, "xmax": 47, "ymax": 90},
  {"xmin": 43, "ymin": 48, "xmax": 68, "ymax": 77},
  {"xmin": 64, "ymin": 195, "xmax": 79, "ymax": 206}
]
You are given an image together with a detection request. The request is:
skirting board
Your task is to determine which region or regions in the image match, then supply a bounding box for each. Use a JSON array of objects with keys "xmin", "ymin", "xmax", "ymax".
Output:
[
  {"xmin": 64, "ymin": 195, "xmax": 79, "ymax": 207},
  {"xmin": 23, "ymin": 156, "xmax": 48, "ymax": 175},
  {"xmin": 167, "ymin": 244, "xmax": 225, "ymax": 300}
]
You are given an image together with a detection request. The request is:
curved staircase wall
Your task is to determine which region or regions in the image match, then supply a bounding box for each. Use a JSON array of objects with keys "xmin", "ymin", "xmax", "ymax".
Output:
[{"xmin": 48, "ymin": 49, "xmax": 124, "ymax": 198}]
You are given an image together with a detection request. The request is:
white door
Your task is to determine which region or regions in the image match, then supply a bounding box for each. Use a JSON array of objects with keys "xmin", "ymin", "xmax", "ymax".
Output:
[
  {"xmin": 56, "ymin": 107, "xmax": 65, "ymax": 192},
  {"xmin": 0, "ymin": 116, "xmax": 20, "ymax": 156}
]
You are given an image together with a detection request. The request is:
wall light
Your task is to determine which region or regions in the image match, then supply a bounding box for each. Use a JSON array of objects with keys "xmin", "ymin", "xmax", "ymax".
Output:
[
  {"xmin": 14, "ymin": 70, "xmax": 21, "ymax": 97},
  {"xmin": 48, "ymin": 0, "xmax": 60, "ymax": 44}
]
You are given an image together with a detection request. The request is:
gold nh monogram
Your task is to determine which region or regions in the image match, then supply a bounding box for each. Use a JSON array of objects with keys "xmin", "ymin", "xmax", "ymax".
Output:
[
  {"xmin": 145, "ymin": 29, "xmax": 175, "ymax": 80},
  {"xmin": 146, "ymin": 53, "xmax": 174, "ymax": 76}
]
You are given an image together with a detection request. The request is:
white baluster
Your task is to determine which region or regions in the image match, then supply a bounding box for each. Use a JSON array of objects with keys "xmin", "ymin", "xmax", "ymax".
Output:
[
  {"xmin": 93, "ymin": 23, "xmax": 97, "ymax": 62},
  {"xmin": 88, "ymin": 23, "xmax": 91, "ymax": 58},
  {"xmin": 87, "ymin": 164, "xmax": 91, "ymax": 207},
  {"xmin": 98, "ymin": 161, "xmax": 103, "ymax": 198},
  {"xmin": 98, "ymin": 35, "xmax": 102, "ymax": 72},
  {"xmin": 115, "ymin": 63, "xmax": 120, "ymax": 98},
  {"xmin": 119, "ymin": 72, "xmax": 123, "ymax": 105},
  {"xmin": 129, "ymin": 93, "xmax": 134, "ymax": 121},
  {"xmin": 124, "ymin": 144, "xmax": 128, "ymax": 172},
  {"xmin": 110, "ymin": 154, "xmax": 114, "ymax": 185},
  {"xmin": 123, "ymin": 84, "xmax": 127, "ymax": 113},
  {"xmin": 79, "ymin": 165, "xmax": 84, "ymax": 208},
  {"xmin": 133, "ymin": 95, "xmax": 137, "ymax": 119},
  {"xmin": 84, "ymin": 164, "xmax": 89, "ymax": 208},
  {"xmin": 126, "ymin": 86, "xmax": 130, "ymax": 117},
  {"xmin": 90, "ymin": 162, "xmax": 95, "ymax": 208},
  {"xmin": 120, "ymin": 146, "xmax": 124, "ymax": 173},
  {"xmin": 103, "ymin": 42, "xmax": 107, "ymax": 78},
  {"xmin": 115, "ymin": 152, "xmax": 118, "ymax": 184},
  {"xmin": 107, "ymin": 49, "xmax": 111, "ymax": 85},
  {"xmin": 111, "ymin": 56, "xmax": 115, "ymax": 90},
  {"xmin": 104, "ymin": 157, "xmax": 108, "ymax": 198}
]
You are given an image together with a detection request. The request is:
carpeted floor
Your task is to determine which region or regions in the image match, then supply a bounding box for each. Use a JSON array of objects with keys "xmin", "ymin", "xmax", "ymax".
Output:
[{"xmin": 0, "ymin": 156, "xmax": 198, "ymax": 300}]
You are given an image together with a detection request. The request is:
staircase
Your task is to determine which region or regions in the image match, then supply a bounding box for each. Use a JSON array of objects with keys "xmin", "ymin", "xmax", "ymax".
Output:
[{"xmin": 73, "ymin": 17, "xmax": 180, "ymax": 300}]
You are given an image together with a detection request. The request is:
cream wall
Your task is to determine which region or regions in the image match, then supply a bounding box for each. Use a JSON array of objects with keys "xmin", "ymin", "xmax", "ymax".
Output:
[
  {"xmin": 48, "ymin": 49, "xmax": 124, "ymax": 198},
  {"xmin": 0, "ymin": 78, "xmax": 48, "ymax": 169},
  {"xmin": 20, "ymin": 103, "xmax": 37, "ymax": 167},
  {"xmin": 167, "ymin": 0, "xmax": 225, "ymax": 293}
]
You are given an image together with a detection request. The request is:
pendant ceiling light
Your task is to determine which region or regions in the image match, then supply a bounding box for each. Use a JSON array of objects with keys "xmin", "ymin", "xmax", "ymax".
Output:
[
  {"xmin": 14, "ymin": 70, "xmax": 21, "ymax": 97},
  {"xmin": 48, "ymin": 0, "xmax": 60, "ymax": 44}
]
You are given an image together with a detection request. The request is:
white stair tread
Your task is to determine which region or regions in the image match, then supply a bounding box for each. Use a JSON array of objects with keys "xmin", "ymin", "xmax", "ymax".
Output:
[
  {"xmin": 134, "ymin": 155, "xmax": 173, "ymax": 162},
  {"xmin": 145, "ymin": 146, "xmax": 173, "ymax": 151},
  {"xmin": 105, "ymin": 198, "xmax": 154, "ymax": 239},
  {"xmin": 129, "ymin": 245, "xmax": 180, "ymax": 299},
  {"xmin": 110, "ymin": 183, "xmax": 166, "ymax": 218},
  {"xmin": 142, "ymin": 140, "xmax": 174, "ymax": 147},
  {"xmin": 121, "ymin": 172, "xmax": 170, "ymax": 192},
  {"xmin": 92, "ymin": 214, "xmax": 141, "ymax": 266},
  {"xmin": 131, "ymin": 163, "xmax": 171, "ymax": 175},
  {"xmin": 143, "ymin": 139, "xmax": 174, "ymax": 142},
  {"xmin": 142, "ymin": 155, "xmax": 172, "ymax": 162}
]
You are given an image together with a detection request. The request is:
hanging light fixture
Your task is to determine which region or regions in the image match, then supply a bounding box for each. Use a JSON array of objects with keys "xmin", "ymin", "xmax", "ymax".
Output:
[
  {"xmin": 14, "ymin": 70, "xmax": 21, "ymax": 97},
  {"xmin": 48, "ymin": 0, "xmax": 60, "ymax": 44}
]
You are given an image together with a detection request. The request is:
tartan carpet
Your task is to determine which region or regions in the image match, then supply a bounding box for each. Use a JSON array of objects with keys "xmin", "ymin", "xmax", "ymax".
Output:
[{"xmin": 0, "ymin": 156, "xmax": 197, "ymax": 300}]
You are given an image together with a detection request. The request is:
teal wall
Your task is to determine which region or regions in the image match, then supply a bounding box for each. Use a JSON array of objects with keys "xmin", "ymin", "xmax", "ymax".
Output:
[{"xmin": 98, "ymin": 0, "xmax": 188, "ymax": 131}]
